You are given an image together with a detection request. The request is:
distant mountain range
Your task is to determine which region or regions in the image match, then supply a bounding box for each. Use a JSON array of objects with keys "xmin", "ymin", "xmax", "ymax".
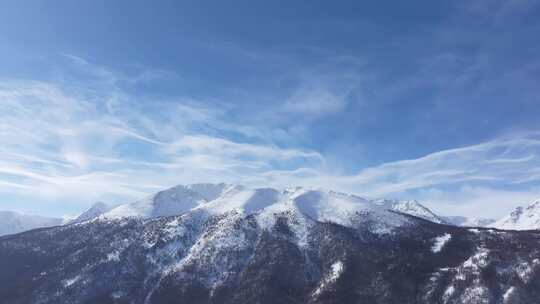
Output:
[
  {"xmin": 1, "ymin": 183, "xmax": 540, "ymax": 303},
  {"xmin": 2, "ymin": 184, "xmax": 540, "ymax": 237},
  {"xmin": 0, "ymin": 211, "xmax": 64, "ymax": 236},
  {"xmin": 492, "ymin": 200, "xmax": 540, "ymax": 230},
  {"xmin": 68, "ymin": 201, "xmax": 112, "ymax": 224}
]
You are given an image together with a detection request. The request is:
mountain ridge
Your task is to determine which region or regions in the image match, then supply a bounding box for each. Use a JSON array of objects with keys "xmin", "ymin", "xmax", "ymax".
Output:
[
  {"xmin": 1, "ymin": 196, "xmax": 540, "ymax": 303},
  {"xmin": 493, "ymin": 199, "xmax": 540, "ymax": 230},
  {"xmin": 0, "ymin": 211, "xmax": 63, "ymax": 236},
  {"xmin": 4, "ymin": 184, "xmax": 539, "ymax": 237},
  {"xmin": 99, "ymin": 184, "xmax": 445, "ymax": 228}
]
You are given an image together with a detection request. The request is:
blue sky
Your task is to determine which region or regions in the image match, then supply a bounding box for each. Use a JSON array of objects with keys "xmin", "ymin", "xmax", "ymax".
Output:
[{"xmin": 1, "ymin": 0, "xmax": 540, "ymax": 217}]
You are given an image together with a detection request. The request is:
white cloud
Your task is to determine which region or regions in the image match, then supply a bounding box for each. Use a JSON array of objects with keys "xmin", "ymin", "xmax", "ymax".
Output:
[
  {"xmin": 2, "ymin": 58, "xmax": 540, "ymax": 218},
  {"xmin": 418, "ymin": 186, "xmax": 540, "ymax": 219},
  {"xmin": 251, "ymin": 131, "xmax": 540, "ymax": 217},
  {"xmin": 0, "ymin": 61, "xmax": 325, "ymax": 207},
  {"xmin": 340, "ymin": 134, "xmax": 540, "ymax": 195}
]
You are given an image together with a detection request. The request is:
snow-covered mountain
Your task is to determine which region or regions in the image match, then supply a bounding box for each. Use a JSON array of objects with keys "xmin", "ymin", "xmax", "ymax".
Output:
[
  {"xmin": 371, "ymin": 198, "xmax": 445, "ymax": 223},
  {"xmin": 0, "ymin": 184, "xmax": 448, "ymax": 238},
  {"xmin": 492, "ymin": 199, "xmax": 540, "ymax": 230},
  {"xmin": 101, "ymin": 184, "xmax": 443, "ymax": 229},
  {"xmin": 68, "ymin": 202, "xmax": 112, "ymax": 224},
  {"xmin": 2, "ymin": 183, "xmax": 540, "ymax": 303},
  {"xmin": 441, "ymin": 216, "xmax": 496, "ymax": 227},
  {"xmin": 103, "ymin": 183, "xmax": 230, "ymax": 219},
  {"xmin": 101, "ymin": 184, "xmax": 413, "ymax": 234},
  {"xmin": 0, "ymin": 211, "xmax": 62, "ymax": 236}
]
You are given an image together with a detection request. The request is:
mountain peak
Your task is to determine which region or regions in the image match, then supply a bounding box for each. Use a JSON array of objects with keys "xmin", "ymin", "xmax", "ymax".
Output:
[
  {"xmin": 90, "ymin": 201, "xmax": 108, "ymax": 210},
  {"xmin": 96, "ymin": 184, "xmax": 444, "ymax": 234},
  {"xmin": 69, "ymin": 201, "xmax": 112, "ymax": 224},
  {"xmin": 493, "ymin": 199, "xmax": 540, "ymax": 230},
  {"xmin": 371, "ymin": 198, "xmax": 445, "ymax": 223}
]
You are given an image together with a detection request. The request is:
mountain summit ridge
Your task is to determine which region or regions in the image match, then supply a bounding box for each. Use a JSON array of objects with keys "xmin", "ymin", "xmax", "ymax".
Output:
[
  {"xmin": 493, "ymin": 199, "xmax": 540, "ymax": 230},
  {"xmin": 4, "ymin": 184, "xmax": 539, "ymax": 238},
  {"xmin": 97, "ymin": 184, "xmax": 444, "ymax": 232}
]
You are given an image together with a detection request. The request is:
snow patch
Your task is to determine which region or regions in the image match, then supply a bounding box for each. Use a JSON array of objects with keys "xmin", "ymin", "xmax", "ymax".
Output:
[
  {"xmin": 313, "ymin": 260, "xmax": 344, "ymax": 296},
  {"xmin": 426, "ymin": 247, "xmax": 491, "ymax": 302},
  {"xmin": 442, "ymin": 285, "xmax": 455, "ymax": 302},
  {"xmin": 460, "ymin": 285, "xmax": 489, "ymax": 304},
  {"xmin": 503, "ymin": 287, "xmax": 515, "ymax": 303},
  {"xmin": 111, "ymin": 290, "xmax": 126, "ymax": 299},
  {"xmin": 329, "ymin": 260, "xmax": 344, "ymax": 281},
  {"xmin": 515, "ymin": 258, "xmax": 540, "ymax": 283},
  {"xmin": 63, "ymin": 275, "xmax": 81, "ymax": 287},
  {"xmin": 462, "ymin": 249, "xmax": 490, "ymax": 269},
  {"xmin": 107, "ymin": 251, "xmax": 121, "ymax": 262},
  {"xmin": 432, "ymin": 233, "xmax": 451, "ymax": 253}
]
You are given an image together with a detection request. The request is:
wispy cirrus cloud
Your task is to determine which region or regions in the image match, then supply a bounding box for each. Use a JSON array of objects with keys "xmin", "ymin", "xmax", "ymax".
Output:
[
  {"xmin": 1, "ymin": 55, "xmax": 540, "ymax": 218},
  {"xmin": 0, "ymin": 57, "xmax": 325, "ymax": 212},
  {"xmin": 260, "ymin": 131, "xmax": 540, "ymax": 217}
]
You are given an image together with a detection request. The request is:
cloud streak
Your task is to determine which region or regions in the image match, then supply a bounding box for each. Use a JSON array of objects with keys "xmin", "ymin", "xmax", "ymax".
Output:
[
  {"xmin": 0, "ymin": 59, "xmax": 325, "ymax": 208},
  {"xmin": 260, "ymin": 131, "xmax": 540, "ymax": 217},
  {"xmin": 1, "ymin": 56, "xmax": 540, "ymax": 218}
]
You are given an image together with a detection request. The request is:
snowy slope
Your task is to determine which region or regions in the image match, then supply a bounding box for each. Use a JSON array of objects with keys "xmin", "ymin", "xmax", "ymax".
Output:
[
  {"xmin": 371, "ymin": 198, "xmax": 445, "ymax": 223},
  {"xmin": 492, "ymin": 199, "xmax": 540, "ymax": 230},
  {"xmin": 68, "ymin": 202, "xmax": 112, "ymax": 224},
  {"xmin": 103, "ymin": 184, "xmax": 231, "ymax": 219},
  {"xmin": 0, "ymin": 211, "xmax": 62, "ymax": 236},
  {"xmin": 102, "ymin": 184, "xmax": 415, "ymax": 232}
]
